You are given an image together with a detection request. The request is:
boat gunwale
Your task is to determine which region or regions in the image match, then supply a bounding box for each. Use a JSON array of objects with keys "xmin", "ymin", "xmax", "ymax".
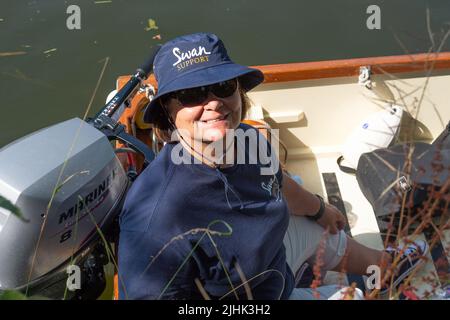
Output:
[{"xmin": 117, "ymin": 51, "xmax": 450, "ymax": 88}]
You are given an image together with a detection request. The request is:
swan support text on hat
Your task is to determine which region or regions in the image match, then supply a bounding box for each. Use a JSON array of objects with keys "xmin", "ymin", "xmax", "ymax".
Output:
[{"xmin": 173, "ymin": 46, "xmax": 211, "ymax": 71}]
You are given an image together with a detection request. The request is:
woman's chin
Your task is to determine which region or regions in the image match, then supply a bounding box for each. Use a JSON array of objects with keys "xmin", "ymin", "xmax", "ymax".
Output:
[
  {"xmin": 194, "ymin": 118, "xmax": 239, "ymax": 142},
  {"xmin": 201, "ymin": 126, "xmax": 234, "ymax": 142},
  {"xmin": 202, "ymin": 130, "xmax": 226, "ymax": 142}
]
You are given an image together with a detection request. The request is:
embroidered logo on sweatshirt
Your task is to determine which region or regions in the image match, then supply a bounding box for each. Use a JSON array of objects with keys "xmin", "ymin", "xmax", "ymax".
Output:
[{"xmin": 261, "ymin": 176, "xmax": 281, "ymax": 201}]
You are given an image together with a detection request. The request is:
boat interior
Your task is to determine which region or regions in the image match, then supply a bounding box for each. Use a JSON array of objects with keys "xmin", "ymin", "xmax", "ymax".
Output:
[{"xmin": 115, "ymin": 52, "xmax": 450, "ymax": 299}]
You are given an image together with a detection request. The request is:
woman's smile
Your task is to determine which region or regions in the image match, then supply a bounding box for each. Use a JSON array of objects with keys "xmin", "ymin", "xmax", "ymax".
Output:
[{"xmin": 198, "ymin": 113, "xmax": 230, "ymax": 125}]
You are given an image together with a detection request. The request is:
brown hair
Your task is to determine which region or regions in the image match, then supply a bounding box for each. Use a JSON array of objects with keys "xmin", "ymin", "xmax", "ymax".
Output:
[{"xmin": 151, "ymin": 80, "xmax": 253, "ymax": 143}]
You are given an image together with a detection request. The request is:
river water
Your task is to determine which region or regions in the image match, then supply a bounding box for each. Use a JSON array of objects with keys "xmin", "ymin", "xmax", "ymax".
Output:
[{"xmin": 1, "ymin": 0, "xmax": 449, "ymax": 147}]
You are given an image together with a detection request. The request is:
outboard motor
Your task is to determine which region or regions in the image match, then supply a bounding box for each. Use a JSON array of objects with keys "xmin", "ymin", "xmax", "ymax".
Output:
[
  {"xmin": 0, "ymin": 46, "xmax": 160, "ymax": 299},
  {"xmin": 0, "ymin": 119, "xmax": 128, "ymax": 299}
]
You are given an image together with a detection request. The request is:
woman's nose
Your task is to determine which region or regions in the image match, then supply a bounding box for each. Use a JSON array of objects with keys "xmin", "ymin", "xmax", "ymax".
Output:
[{"xmin": 203, "ymin": 92, "xmax": 223, "ymax": 110}]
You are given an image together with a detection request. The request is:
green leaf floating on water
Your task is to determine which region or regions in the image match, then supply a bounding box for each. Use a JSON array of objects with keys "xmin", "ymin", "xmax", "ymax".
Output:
[
  {"xmin": 0, "ymin": 195, "xmax": 29, "ymax": 222},
  {"xmin": 145, "ymin": 19, "xmax": 159, "ymax": 31}
]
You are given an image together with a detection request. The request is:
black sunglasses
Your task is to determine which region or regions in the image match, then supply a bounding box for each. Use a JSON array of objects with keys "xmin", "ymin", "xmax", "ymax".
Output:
[{"xmin": 165, "ymin": 78, "xmax": 238, "ymax": 106}]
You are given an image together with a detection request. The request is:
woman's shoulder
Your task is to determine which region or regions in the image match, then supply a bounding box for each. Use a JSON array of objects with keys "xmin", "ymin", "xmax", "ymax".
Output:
[
  {"xmin": 234, "ymin": 122, "xmax": 280, "ymax": 176},
  {"xmin": 128, "ymin": 144, "xmax": 176, "ymax": 194},
  {"xmin": 235, "ymin": 122, "xmax": 271, "ymax": 147},
  {"xmin": 119, "ymin": 143, "xmax": 180, "ymax": 231},
  {"xmin": 237, "ymin": 122, "xmax": 259, "ymax": 133}
]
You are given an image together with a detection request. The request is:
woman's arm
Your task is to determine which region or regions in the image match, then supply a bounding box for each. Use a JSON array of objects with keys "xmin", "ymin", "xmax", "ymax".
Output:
[
  {"xmin": 281, "ymin": 171, "xmax": 346, "ymax": 234},
  {"xmin": 281, "ymin": 172, "xmax": 321, "ymax": 216}
]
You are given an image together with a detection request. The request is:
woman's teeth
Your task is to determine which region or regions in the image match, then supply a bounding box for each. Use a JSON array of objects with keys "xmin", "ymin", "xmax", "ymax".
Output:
[
  {"xmin": 206, "ymin": 118, "xmax": 221, "ymax": 123},
  {"xmin": 204, "ymin": 115, "xmax": 227, "ymax": 123}
]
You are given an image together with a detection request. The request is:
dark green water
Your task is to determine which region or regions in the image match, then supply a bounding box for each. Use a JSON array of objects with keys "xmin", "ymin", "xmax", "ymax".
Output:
[{"xmin": 1, "ymin": 0, "xmax": 449, "ymax": 147}]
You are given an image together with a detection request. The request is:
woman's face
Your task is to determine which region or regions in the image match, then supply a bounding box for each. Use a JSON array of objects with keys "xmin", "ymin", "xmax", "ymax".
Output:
[{"xmin": 165, "ymin": 82, "xmax": 242, "ymax": 143}]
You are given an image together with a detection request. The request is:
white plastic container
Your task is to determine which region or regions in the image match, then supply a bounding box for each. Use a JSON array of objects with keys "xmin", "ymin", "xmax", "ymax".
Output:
[{"xmin": 339, "ymin": 104, "xmax": 404, "ymax": 170}]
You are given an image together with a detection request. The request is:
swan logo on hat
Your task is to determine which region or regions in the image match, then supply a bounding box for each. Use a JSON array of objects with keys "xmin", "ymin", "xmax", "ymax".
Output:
[
  {"xmin": 172, "ymin": 46, "xmax": 212, "ymax": 71},
  {"xmin": 143, "ymin": 33, "xmax": 264, "ymax": 124}
]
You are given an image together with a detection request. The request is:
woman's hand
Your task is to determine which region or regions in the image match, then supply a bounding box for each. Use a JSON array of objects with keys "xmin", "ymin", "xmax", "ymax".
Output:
[{"xmin": 316, "ymin": 204, "xmax": 346, "ymax": 234}]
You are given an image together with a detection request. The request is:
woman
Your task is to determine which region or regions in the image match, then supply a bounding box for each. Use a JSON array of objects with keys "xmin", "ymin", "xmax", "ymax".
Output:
[{"xmin": 118, "ymin": 33, "xmax": 427, "ymax": 300}]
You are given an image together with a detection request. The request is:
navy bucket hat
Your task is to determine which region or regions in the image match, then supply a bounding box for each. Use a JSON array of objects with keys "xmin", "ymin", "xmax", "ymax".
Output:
[{"xmin": 143, "ymin": 33, "xmax": 264, "ymax": 123}]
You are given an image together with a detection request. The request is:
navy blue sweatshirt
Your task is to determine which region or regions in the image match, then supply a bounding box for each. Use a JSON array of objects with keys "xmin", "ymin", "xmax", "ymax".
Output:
[{"xmin": 118, "ymin": 124, "xmax": 294, "ymax": 299}]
